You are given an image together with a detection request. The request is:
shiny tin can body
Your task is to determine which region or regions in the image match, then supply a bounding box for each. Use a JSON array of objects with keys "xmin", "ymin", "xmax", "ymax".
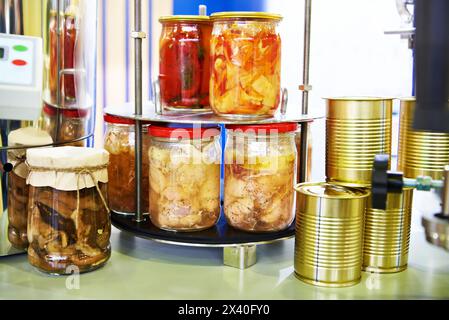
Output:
[
  {"xmin": 326, "ymin": 97, "xmax": 393, "ymax": 187},
  {"xmin": 294, "ymin": 183, "xmax": 369, "ymax": 287},
  {"xmin": 363, "ymin": 187, "xmax": 414, "ymax": 273},
  {"xmin": 398, "ymin": 98, "xmax": 449, "ymax": 180}
]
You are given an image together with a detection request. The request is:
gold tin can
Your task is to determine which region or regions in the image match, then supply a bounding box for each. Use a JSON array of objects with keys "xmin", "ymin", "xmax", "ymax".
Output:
[
  {"xmin": 294, "ymin": 183, "xmax": 369, "ymax": 287},
  {"xmin": 363, "ymin": 187, "xmax": 414, "ymax": 273},
  {"xmin": 326, "ymin": 97, "xmax": 393, "ymax": 187},
  {"xmin": 398, "ymin": 98, "xmax": 449, "ymax": 180}
]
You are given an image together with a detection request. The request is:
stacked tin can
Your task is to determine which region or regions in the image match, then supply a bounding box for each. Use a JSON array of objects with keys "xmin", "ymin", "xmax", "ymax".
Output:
[
  {"xmin": 294, "ymin": 97, "xmax": 416, "ymax": 287},
  {"xmin": 398, "ymin": 98, "xmax": 449, "ymax": 180},
  {"xmin": 326, "ymin": 97, "xmax": 393, "ymax": 186}
]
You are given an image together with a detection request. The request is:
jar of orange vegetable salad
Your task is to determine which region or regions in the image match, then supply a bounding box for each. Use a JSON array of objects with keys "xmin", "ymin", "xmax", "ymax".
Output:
[{"xmin": 209, "ymin": 12, "xmax": 282, "ymax": 119}]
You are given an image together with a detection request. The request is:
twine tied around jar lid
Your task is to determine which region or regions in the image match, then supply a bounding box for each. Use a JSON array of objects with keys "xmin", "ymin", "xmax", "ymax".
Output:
[
  {"xmin": 25, "ymin": 163, "xmax": 110, "ymax": 214},
  {"xmin": 7, "ymin": 150, "xmax": 27, "ymax": 172}
]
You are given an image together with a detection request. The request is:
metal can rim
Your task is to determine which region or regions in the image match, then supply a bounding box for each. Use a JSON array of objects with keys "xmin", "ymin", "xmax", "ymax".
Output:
[
  {"xmin": 295, "ymin": 182, "xmax": 370, "ymax": 199},
  {"xmin": 324, "ymin": 96, "xmax": 394, "ymax": 101}
]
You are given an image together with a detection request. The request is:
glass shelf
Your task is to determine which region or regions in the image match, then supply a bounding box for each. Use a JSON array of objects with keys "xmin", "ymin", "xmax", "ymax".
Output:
[{"xmin": 104, "ymin": 102, "xmax": 322, "ymax": 125}]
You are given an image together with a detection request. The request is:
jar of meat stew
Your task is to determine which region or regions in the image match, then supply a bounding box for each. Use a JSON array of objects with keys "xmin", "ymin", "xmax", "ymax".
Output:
[
  {"xmin": 26, "ymin": 147, "xmax": 110, "ymax": 274},
  {"xmin": 148, "ymin": 125, "xmax": 221, "ymax": 231},
  {"xmin": 209, "ymin": 12, "xmax": 282, "ymax": 118},
  {"xmin": 224, "ymin": 123, "xmax": 297, "ymax": 232},
  {"xmin": 103, "ymin": 114, "xmax": 150, "ymax": 214}
]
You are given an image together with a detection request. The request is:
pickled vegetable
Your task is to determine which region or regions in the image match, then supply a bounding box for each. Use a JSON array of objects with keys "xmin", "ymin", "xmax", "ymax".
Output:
[
  {"xmin": 210, "ymin": 20, "xmax": 281, "ymax": 117},
  {"xmin": 27, "ymin": 184, "xmax": 111, "ymax": 274},
  {"xmin": 159, "ymin": 19, "xmax": 211, "ymax": 109}
]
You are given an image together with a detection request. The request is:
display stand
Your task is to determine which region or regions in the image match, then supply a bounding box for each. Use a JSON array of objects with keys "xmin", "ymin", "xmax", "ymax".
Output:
[{"xmin": 110, "ymin": 0, "xmax": 315, "ymax": 269}]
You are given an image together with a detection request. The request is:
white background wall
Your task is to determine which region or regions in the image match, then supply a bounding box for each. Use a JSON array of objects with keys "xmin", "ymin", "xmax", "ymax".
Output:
[{"xmin": 267, "ymin": 0, "xmax": 414, "ymax": 181}]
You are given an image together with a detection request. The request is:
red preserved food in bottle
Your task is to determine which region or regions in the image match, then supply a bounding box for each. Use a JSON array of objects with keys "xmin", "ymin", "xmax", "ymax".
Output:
[
  {"xmin": 48, "ymin": 7, "xmax": 77, "ymax": 106},
  {"xmin": 159, "ymin": 16, "xmax": 211, "ymax": 111},
  {"xmin": 63, "ymin": 13, "xmax": 77, "ymax": 103}
]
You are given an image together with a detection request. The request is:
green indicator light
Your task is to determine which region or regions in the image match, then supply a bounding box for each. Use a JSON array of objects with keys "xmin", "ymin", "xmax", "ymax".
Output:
[{"xmin": 13, "ymin": 45, "xmax": 28, "ymax": 52}]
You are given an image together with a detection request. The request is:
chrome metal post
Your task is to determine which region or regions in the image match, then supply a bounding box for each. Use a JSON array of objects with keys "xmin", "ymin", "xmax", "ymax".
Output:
[
  {"xmin": 55, "ymin": 0, "xmax": 62, "ymax": 143},
  {"xmin": 442, "ymin": 166, "xmax": 449, "ymax": 217},
  {"xmin": 133, "ymin": 0, "xmax": 144, "ymax": 222},
  {"xmin": 299, "ymin": 0, "xmax": 312, "ymax": 183}
]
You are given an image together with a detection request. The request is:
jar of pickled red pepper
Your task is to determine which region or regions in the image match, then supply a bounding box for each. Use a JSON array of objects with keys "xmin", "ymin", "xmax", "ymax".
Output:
[
  {"xmin": 210, "ymin": 12, "xmax": 283, "ymax": 118},
  {"xmin": 158, "ymin": 16, "xmax": 212, "ymax": 111},
  {"xmin": 148, "ymin": 125, "xmax": 221, "ymax": 232},
  {"xmin": 48, "ymin": 2, "xmax": 78, "ymax": 106},
  {"xmin": 224, "ymin": 123, "xmax": 297, "ymax": 232},
  {"xmin": 103, "ymin": 114, "xmax": 150, "ymax": 215}
]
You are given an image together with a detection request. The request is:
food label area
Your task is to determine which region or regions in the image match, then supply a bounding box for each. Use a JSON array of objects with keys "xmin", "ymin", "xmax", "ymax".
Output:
[{"xmin": 1, "ymin": 0, "xmax": 449, "ymax": 299}]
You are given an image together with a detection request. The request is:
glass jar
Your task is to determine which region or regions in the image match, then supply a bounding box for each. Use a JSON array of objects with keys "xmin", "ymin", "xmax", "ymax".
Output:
[
  {"xmin": 103, "ymin": 114, "xmax": 150, "ymax": 214},
  {"xmin": 7, "ymin": 128, "xmax": 53, "ymax": 249},
  {"xmin": 159, "ymin": 16, "xmax": 212, "ymax": 111},
  {"xmin": 41, "ymin": 104, "xmax": 88, "ymax": 146},
  {"xmin": 59, "ymin": 108, "xmax": 88, "ymax": 146},
  {"xmin": 26, "ymin": 147, "xmax": 111, "ymax": 275},
  {"xmin": 224, "ymin": 123, "xmax": 297, "ymax": 232},
  {"xmin": 42, "ymin": 103, "xmax": 57, "ymax": 139},
  {"xmin": 148, "ymin": 125, "xmax": 221, "ymax": 231},
  {"xmin": 48, "ymin": 1, "xmax": 79, "ymax": 106},
  {"xmin": 209, "ymin": 12, "xmax": 282, "ymax": 118},
  {"xmin": 62, "ymin": 9, "xmax": 77, "ymax": 104}
]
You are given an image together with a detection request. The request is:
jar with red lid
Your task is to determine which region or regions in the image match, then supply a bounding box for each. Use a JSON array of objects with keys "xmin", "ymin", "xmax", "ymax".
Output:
[
  {"xmin": 148, "ymin": 125, "xmax": 221, "ymax": 231},
  {"xmin": 103, "ymin": 114, "xmax": 150, "ymax": 214},
  {"xmin": 224, "ymin": 122, "xmax": 297, "ymax": 232},
  {"xmin": 42, "ymin": 104, "xmax": 88, "ymax": 146},
  {"xmin": 158, "ymin": 15, "xmax": 212, "ymax": 111}
]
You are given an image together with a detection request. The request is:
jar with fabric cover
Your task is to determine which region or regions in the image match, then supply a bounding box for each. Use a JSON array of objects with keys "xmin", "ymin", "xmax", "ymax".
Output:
[
  {"xmin": 7, "ymin": 127, "xmax": 53, "ymax": 249},
  {"xmin": 26, "ymin": 146, "xmax": 111, "ymax": 274}
]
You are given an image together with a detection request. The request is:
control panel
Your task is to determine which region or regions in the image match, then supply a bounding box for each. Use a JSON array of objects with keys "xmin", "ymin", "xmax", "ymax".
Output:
[{"xmin": 0, "ymin": 33, "xmax": 43, "ymax": 120}]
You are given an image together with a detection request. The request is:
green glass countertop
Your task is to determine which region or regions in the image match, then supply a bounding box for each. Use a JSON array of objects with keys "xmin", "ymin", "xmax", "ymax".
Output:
[{"xmin": 0, "ymin": 228, "xmax": 448, "ymax": 300}]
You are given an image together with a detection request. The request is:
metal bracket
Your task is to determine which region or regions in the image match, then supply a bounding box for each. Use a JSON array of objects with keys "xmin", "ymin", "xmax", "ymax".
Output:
[
  {"xmin": 223, "ymin": 245, "xmax": 257, "ymax": 269},
  {"xmin": 131, "ymin": 31, "xmax": 146, "ymax": 39}
]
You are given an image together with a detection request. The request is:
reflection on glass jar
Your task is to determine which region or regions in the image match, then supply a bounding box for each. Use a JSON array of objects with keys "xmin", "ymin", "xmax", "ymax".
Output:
[
  {"xmin": 7, "ymin": 128, "xmax": 53, "ymax": 250},
  {"xmin": 210, "ymin": 12, "xmax": 282, "ymax": 118},
  {"xmin": 48, "ymin": 3, "xmax": 78, "ymax": 106},
  {"xmin": 224, "ymin": 123, "xmax": 297, "ymax": 232},
  {"xmin": 26, "ymin": 147, "xmax": 111, "ymax": 275},
  {"xmin": 158, "ymin": 16, "xmax": 212, "ymax": 111},
  {"xmin": 41, "ymin": 105, "xmax": 88, "ymax": 146},
  {"xmin": 104, "ymin": 114, "xmax": 150, "ymax": 214},
  {"xmin": 148, "ymin": 125, "xmax": 221, "ymax": 232}
]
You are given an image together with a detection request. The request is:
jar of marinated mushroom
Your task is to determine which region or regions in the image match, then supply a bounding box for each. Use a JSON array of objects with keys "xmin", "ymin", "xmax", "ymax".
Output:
[
  {"xmin": 224, "ymin": 123, "xmax": 297, "ymax": 232},
  {"xmin": 26, "ymin": 146, "xmax": 110, "ymax": 275},
  {"xmin": 104, "ymin": 114, "xmax": 150, "ymax": 214},
  {"xmin": 7, "ymin": 128, "xmax": 53, "ymax": 249},
  {"xmin": 209, "ymin": 12, "xmax": 282, "ymax": 118},
  {"xmin": 159, "ymin": 15, "xmax": 212, "ymax": 111},
  {"xmin": 148, "ymin": 125, "xmax": 221, "ymax": 231}
]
